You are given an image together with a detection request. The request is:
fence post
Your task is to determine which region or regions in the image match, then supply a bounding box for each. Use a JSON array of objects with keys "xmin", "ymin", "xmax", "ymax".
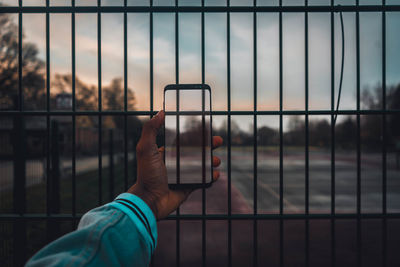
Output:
[
  {"xmin": 109, "ymin": 129, "xmax": 114, "ymax": 201},
  {"xmin": 12, "ymin": 114, "xmax": 27, "ymax": 266}
]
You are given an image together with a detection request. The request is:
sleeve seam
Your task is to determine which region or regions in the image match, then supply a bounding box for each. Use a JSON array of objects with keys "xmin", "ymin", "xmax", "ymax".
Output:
[
  {"xmin": 114, "ymin": 200, "xmax": 156, "ymax": 250},
  {"xmin": 115, "ymin": 198, "xmax": 152, "ymax": 235}
]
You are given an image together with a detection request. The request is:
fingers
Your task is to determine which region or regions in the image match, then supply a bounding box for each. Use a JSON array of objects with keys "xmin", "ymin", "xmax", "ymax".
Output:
[
  {"xmin": 212, "ymin": 136, "xmax": 223, "ymax": 149},
  {"xmin": 212, "ymin": 155, "xmax": 221, "ymax": 181},
  {"xmin": 213, "ymin": 156, "xmax": 221, "ymax": 167},
  {"xmin": 213, "ymin": 170, "xmax": 220, "ymax": 181}
]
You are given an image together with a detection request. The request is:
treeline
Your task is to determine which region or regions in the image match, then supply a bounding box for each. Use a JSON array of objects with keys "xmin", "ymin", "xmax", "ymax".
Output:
[
  {"xmin": 0, "ymin": 12, "xmax": 142, "ymax": 131},
  {"xmin": 213, "ymin": 85, "xmax": 400, "ymax": 151}
]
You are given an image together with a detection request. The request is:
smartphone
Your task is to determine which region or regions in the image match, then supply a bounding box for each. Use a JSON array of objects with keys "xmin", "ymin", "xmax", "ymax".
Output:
[{"xmin": 163, "ymin": 84, "xmax": 213, "ymax": 189}]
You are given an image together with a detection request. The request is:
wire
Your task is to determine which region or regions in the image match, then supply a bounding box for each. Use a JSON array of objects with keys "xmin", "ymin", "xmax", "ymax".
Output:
[{"xmin": 333, "ymin": 8, "xmax": 345, "ymax": 126}]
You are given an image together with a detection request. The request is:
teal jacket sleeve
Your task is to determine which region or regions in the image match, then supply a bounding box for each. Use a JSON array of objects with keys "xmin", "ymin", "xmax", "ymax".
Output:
[{"xmin": 26, "ymin": 193, "xmax": 158, "ymax": 267}]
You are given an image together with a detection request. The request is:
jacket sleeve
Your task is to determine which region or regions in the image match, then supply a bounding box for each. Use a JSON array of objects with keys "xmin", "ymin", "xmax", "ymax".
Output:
[{"xmin": 25, "ymin": 193, "xmax": 158, "ymax": 267}]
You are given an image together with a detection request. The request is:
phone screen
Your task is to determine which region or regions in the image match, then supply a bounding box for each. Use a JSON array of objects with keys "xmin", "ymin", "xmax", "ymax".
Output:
[{"xmin": 164, "ymin": 86, "xmax": 212, "ymax": 186}]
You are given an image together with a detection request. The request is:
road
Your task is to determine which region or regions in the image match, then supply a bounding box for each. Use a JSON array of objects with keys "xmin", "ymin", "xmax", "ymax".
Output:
[
  {"xmin": 1, "ymin": 149, "xmax": 399, "ymax": 212},
  {"xmin": 229, "ymin": 148, "xmax": 400, "ymax": 213}
]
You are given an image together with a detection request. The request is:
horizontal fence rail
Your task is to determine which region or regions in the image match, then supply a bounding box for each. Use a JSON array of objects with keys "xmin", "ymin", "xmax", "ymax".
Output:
[
  {"xmin": 0, "ymin": 109, "xmax": 400, "ymax": 115},
  {"xmin": 1, "ymin": 212, "xmax": 400, "ymax": 220},
  {"xmin": 1, "ymin": 5, "xmax": 400, "ymax": 13}
]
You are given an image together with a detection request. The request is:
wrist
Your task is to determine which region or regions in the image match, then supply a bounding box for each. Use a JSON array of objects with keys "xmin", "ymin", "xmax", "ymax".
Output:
[{"xmin": 127, "ymin": 184, "xmax": 159, "ymax": 219}]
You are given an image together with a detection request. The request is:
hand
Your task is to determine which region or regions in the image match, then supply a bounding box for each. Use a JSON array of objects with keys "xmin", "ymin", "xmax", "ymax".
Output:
[{"xmin": 127, "ymin": 110, "xmax": 223, "ymax": 220}]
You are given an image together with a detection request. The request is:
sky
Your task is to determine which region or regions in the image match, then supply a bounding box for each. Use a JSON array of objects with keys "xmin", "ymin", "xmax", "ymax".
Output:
[{"xmin": 1, "ymin": 0, "xmax": 400, "ymax": 131}]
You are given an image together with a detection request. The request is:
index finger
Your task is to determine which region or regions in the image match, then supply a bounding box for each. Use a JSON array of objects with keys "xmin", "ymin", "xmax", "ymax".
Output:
[{"xmin": 212, "ymin": 136, "xmax": 223, "ymax": 149}]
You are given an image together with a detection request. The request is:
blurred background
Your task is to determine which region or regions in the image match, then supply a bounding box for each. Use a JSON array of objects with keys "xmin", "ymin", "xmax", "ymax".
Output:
[{"xmin": 0, "ymin": 0, "xmax": 400, "ymax": 266}]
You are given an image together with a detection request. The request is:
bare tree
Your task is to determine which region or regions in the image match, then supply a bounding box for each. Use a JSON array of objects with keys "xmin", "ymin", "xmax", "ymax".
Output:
[{"xmin": 0, "ymin": 13, "xmax": 45, "ymax": 110}]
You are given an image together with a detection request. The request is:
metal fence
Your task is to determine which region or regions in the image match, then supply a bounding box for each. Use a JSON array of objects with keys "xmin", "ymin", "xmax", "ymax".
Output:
[{"xmin": 0, "ymin": 0, "xmax": 400, "ymax": 266}]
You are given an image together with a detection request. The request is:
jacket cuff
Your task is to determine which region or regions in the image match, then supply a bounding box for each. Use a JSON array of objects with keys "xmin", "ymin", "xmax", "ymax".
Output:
[{"xmin": 106, "ymin": 193, "xmax": 158, "ymax": 252}]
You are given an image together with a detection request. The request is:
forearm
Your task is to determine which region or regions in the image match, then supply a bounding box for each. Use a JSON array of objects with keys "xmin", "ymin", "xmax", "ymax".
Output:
[{"xmin": 26, "ymin": 193, "xmax": 157, "ymax": 267}]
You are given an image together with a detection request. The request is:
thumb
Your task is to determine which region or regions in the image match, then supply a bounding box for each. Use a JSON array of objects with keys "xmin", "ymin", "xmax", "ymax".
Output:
[{"xmin": 139, "ymin": 110, "xmax": 164, "ymax": 146}]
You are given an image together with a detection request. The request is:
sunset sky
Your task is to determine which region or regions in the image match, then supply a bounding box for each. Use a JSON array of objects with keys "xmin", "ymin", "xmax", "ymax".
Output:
[{"xmin": 1, "ymin": 0, "xmax": 399, "ymax": 131}]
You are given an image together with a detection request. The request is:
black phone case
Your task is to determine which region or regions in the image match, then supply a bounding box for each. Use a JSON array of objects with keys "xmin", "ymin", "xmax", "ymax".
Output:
[{"xmin": 163, "ymin": 84, "xmax": 213, "ymax": 190}]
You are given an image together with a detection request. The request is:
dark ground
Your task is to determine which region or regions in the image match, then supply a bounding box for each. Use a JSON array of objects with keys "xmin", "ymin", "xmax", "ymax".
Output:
[{"xmin": 153, "ymin": 172, "xmax": 400, "ymax": 267}]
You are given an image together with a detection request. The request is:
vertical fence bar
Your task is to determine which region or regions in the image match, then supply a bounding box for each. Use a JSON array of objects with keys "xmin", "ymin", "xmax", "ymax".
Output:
[
  {"xmin": 71, "ymin": 0, "xmax": 77, "ymax": 228},
  {"xmin": 18, "ymin": 0, "xmax": 23, "ymax": 111},
  {"xmin": 330, "ymin": 1, "xmax": 336, "ymax": 266},
  {"xmin": 149, "ymin": 6, "xmax": 154, "ymax": 245},
  {"xmin": 227, "ymin": 1, "xmax": 232, "ymax": 266},
  {"xmin": 123, "ymin": 0, "xmax": 128, "ymax": 191},
  {"xmin": 13, "ymin": 0, "xmax": 27, "ymax": 264},
  {"xmin": 175, "ymin": 1, "xmax": 180, "ymax": 265},
  {"xmin": 148, "ymin": 0, "xmax": 155, "ymax": 248},
  {"xmin": 71, "ymin": 0, "xmax": 76, "ymax": 197},
  {"xmin": 149, "ymin": 9, "xmax": 154, "ymax": 253},
  {"xmin": 381, "ymin": 0, "xmax": 387, "ymax": 266},
  {"xmin": 150, "ymin": 0, "xmax": 153, "ymax": 116},
  {"xmin": 13, "ymin": 110, "xmax": 26, "ymax": 266},
  {"xmin": 355, "ymin": 1, "xmax": 361, "ymax": 267},
  {"xmin": 71, "ymin": 1, "xmax": 77, "ymax": 195},
  {"xmin": 201, "ymin": 1, "xmax": 206, "ymax": 266},
  {"xmin": 278, "ymin": 0, "xmax": 284, "ymax": 266},
  {"xmin": 253, "ymin": 1, "xmax": 258, "ymax": 266},
  {"xmin": 97, "ymin": 0, "xmax": 103, "ymax": 206},
  {"xmin": 304, "ymin": 1, "xmax": 310, "ymax": 266},
  {"xmin": 45, "ymin": 0, "xmax": 53, "ymax": 242}
]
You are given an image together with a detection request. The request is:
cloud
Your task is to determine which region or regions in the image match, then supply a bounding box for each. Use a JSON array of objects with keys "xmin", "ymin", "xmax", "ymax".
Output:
[{"xmin": 20, "ymin": 11, "xmax": 400, "ymax": 112}]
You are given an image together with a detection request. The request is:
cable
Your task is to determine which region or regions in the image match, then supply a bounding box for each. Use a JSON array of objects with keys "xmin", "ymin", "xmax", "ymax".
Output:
[{"xmin": 333, "ymin": 8, "xmax": 345, "ymax": 126}]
